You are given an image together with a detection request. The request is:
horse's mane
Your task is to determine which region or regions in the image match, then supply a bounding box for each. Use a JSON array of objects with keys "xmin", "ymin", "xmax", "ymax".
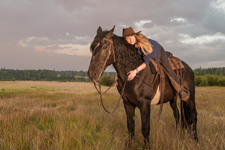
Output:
[{"xmin": 113, "ymin": 35, "xmax": 143, "ymax": 70}]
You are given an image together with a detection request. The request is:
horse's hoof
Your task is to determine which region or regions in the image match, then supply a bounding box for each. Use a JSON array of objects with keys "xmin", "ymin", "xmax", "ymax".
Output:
[
  {"xmin": 144, "ymin": 139, "xmax": 150, "ymax": 150},
  {"xmin": 194, "ymin": 136, "xmax": 199, "ymax": 142},
  {"xmin": 125, "ymin": 138, "xmax": 135, "ymax": 150}
]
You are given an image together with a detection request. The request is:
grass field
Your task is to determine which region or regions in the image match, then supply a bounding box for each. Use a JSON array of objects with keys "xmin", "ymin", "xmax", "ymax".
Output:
[{"xmin": 0, "ymin": 81, "xmax": 224, "ymax": 150}]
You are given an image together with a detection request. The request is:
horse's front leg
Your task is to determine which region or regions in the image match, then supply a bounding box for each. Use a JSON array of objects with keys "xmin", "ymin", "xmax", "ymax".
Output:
[
  {"xmin": 140, "ymin": 100, "xmax": 151, "ymax": 149},
  {"xmin": 123, "ymin": 101, "xmax": 135, "ymax": 148}
]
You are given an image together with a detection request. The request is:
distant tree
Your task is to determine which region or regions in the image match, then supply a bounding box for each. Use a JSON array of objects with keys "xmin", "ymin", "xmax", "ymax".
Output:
[{"xmin": 194, "ymin": 67, "xmax": 225, "ymax": 76}]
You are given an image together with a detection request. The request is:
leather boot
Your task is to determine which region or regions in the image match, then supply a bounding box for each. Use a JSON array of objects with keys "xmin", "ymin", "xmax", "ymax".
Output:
[{"xmin": 180, "ymin": 89, "xmax": 190, "ymax": 101}]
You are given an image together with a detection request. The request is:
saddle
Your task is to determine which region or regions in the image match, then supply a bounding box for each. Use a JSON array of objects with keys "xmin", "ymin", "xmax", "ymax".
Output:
[
  {"xmin": 167, "ymin": 52, "xmax": 185, "ymax": 72},
  {"xmin": 150, "ymin": 51, "xmax": 184, "ymax": 74}
]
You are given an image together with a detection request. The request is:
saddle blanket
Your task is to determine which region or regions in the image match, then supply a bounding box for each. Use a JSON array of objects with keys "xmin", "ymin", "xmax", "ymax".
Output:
[{"xmin": 151, "ymin": 85, "xmax": 160, "ymax": 105}]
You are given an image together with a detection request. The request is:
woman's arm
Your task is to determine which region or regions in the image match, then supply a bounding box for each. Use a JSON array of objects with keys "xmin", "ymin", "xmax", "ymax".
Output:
[
  {"xmin": 127, "ymin": 63, "xmax": 146, "ymax": 81},
  {"xmin": 136, "ymin": 63, "xmax": 147, "ymax": 72}
]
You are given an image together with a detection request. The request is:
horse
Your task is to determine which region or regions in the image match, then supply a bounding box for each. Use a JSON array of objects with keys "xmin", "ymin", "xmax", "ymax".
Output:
[{"xmin": 88, "ymin": 26, "xmax": 198, "ymax": 148}]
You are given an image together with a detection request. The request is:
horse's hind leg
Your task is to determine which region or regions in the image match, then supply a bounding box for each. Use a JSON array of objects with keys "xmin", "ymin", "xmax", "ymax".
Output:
[
  {"xmin": 123, "ymin": 101, "xmax": 135, "ymax": 148},
  {"xmin": 180, "ymin": 92, "xmax": 198, "ymax": 141},
  {"xmin": 187, "ymin": 99, "xmax": 198, "ymax": 141},
  {"xmin": 170, "ymin": 93, "xmax": 179, "ymax": 128}
]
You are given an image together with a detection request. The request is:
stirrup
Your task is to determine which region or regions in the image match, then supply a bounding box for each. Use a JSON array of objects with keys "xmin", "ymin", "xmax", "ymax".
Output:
[
  {"xmin": 182, "ymin": 94, "xmax": 189, "ymax": 101},
  {"xmin": 181, "ymin": 89, "xmax": 190, "ymax": 101}
]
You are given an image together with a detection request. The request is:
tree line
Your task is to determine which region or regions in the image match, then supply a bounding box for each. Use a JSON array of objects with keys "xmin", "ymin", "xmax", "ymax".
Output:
[
  {"xmin": 0, "ymin": 69, "xmax": 115, "ymax": 82},
  {"xmin": 0, "ymin": 69, "xmax": 90, "ymax": 82},
  {"xmin": 194, "ymin": 67, "xmax": 225, "ymax": 86},
  {"xmin": 194, "ymin": 67, "xmax": 225, "ymax": 76},
  {"xmin": 0, "ymin": 67, "xmax": 225, "ymax": 86}
]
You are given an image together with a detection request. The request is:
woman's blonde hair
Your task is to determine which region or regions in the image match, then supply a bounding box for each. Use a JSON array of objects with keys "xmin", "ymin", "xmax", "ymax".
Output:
[{"xmin": 134, "ymin": 33, "xmax": 153, "ymax": 55}]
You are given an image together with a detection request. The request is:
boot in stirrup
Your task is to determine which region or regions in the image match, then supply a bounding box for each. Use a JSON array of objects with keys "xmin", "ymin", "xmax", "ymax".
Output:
[{"xmin": 180, "ymin": 89, "xmax": 190, "ymax": 101}]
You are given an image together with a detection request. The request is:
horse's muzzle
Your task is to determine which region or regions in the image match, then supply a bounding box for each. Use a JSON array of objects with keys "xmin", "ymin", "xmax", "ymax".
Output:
[{"xmin": 88, "ymin": 69, "xmax": 99, "ymax": 83}]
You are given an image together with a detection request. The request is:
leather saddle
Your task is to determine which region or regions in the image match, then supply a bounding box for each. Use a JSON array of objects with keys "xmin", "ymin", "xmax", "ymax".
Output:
[{"xmin": 150, "ymin": 51, "xmax": 184, "ymax": 74}]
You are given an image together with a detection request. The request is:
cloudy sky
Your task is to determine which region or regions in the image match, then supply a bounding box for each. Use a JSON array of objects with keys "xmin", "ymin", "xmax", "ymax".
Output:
[{"xmin": 0, "ymin": 0, "xmax": 225, "ymax": 71}]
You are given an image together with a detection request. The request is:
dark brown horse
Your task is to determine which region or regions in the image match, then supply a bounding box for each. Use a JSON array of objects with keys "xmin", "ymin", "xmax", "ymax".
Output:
[{"xmin": 88, "ymin": 26, "xmax": 198, "ymax": 148}]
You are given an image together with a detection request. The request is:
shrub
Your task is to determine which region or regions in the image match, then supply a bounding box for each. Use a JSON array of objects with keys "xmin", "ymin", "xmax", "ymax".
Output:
[
  {"xmin": 206, "ymin": 75, "xmax": 218, "ymax": 86},
  {"xmin": 200, "ymin": 76, "xmax": 208, "ymax": 86},
  {"xmin": 100, "ymin": 74, "xmax": 115, "ymax": 86},
  {"xmin": 195, "ymin": 76, "xmax": 202, "ymax": 86},
  {"xmin": 218, "ymin": 76, "xmax": 225, "ymax": 86}
]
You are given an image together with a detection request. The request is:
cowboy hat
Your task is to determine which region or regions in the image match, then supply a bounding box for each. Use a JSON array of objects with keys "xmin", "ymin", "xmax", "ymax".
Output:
[{"xmin": 122, "ymin": 27, "xmax": 141, "ymax": 37}]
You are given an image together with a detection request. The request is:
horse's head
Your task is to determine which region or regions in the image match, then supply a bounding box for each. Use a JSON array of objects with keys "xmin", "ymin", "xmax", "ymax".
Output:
[{"xmin": 88, "ymin": 26, "xmax": 116, "ymax": 83}]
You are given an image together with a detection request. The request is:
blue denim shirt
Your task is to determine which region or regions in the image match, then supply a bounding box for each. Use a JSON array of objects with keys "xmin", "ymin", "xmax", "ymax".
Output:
[{"xmin": 138, "ymin": 39, "xmax": 161, "ymax": 66}]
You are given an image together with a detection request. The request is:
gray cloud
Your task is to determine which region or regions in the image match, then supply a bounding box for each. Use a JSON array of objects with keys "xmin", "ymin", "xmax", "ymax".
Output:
[
  {"xmin": 0, "ymin": 0, "xmax": 225, "ymax": 71},
  {"xmin": 0, "ymin": 43, "xmax": 91, "ymax": 71}
]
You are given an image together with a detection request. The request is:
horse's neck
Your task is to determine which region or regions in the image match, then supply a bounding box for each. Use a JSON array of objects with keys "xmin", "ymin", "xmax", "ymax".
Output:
[
  {"xmin": 113, "ymin": 63, "xmax": 127, "ymax": 80},
  {"xmin": 112, "ymin": 36, "xmax": 154, "ymax": 81},
  {"xmin": 113, "ymin": 39, "xmax": 157, "ymax": 85}
]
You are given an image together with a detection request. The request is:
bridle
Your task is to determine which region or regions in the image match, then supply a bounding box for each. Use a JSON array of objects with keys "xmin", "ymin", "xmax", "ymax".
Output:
[
  {"xmin": 96, "ymin": 37, "xmax": 116, "ymax": 81},
  {"xmin": 92, "ymin": 37, "xmax": 126, "ymax": 114}
]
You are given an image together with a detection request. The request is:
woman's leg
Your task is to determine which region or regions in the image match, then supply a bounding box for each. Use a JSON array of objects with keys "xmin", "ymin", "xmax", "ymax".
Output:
[{"xmin": 160, "ymin": 47, "xmax": 189, "ymax": 101}]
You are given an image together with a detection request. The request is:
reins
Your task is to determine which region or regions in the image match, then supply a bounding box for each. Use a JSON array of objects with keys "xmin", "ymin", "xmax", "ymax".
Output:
[
  {"xmin": 136, "ymin": 72, "xmax": 159, "ymax": 86},
  {"xmin": 95, "ymin": 73, "xmax": 159, "ymax": 114},
  {"xmin": 94, "ymin": 37, "xmax": 125, "ymax": 114},
  {"xmin": 94, "ymin": 79, "xmax": 127, "ymax": 114}
]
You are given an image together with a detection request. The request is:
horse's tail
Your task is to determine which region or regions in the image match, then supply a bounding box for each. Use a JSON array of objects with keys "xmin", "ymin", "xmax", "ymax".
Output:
[{"xmin": 179, "ymin": 62, "xmax": 196, "ymax": 129}]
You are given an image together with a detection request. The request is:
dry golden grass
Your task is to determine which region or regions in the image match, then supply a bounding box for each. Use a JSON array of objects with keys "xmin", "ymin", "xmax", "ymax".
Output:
[{"xmin": 0, "ymin": 81, "xmax": 224, "ymax": 150}]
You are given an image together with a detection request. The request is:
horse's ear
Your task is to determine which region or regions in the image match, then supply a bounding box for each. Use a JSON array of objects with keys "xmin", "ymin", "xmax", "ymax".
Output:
[
  {"xmin": 110, "ymin": 25, "xmax": 115, "ymax": 33},
  {"xmin": 106, "ymin": 25, "xmax": 115, "ymax": 38},
  {"xmin": 97, "ymin": 26, "xmax": 102, "ymax": 34}
]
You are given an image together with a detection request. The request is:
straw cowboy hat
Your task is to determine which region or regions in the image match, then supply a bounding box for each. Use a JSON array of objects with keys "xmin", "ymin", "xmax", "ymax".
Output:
[{"xmin": 122, "ymin": 27, "xmax": 141, "ymax": 37}]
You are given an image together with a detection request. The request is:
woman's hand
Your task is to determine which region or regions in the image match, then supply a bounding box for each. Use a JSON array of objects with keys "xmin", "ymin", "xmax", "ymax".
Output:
[
  {"xmin": 127, "ymin": 70, "xmax": 137, "ymax": 81},
  {"xmin": 127, "ymin": 64, "xmax": 145, "ymax": 81}
]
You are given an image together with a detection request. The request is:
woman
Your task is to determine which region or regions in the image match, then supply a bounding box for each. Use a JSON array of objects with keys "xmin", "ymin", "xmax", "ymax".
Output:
[{"xmin": 121, "ymin": 27, "xmax": 189, "ymax": 101}]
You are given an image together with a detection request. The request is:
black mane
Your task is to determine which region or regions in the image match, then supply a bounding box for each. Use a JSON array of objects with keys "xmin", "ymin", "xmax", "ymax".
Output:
[{"xmin": 113, "ymin": 35, "xmax": 143, "ymax": 70}]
